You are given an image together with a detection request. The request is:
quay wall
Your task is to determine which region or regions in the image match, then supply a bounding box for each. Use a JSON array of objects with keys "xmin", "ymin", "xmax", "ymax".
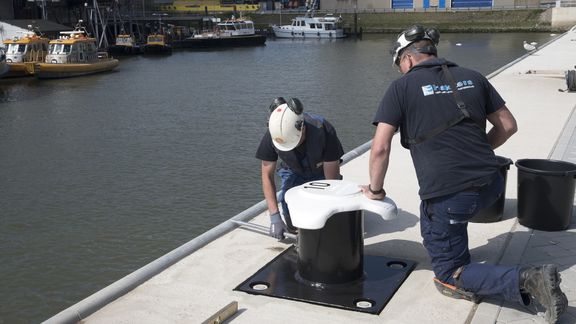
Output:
[
  {"xmin": 552, "ymin": 7, "xmax": 576, "ymax": 27},
  {"xmin": 248, "ymin": 9, "xmax": 572, "ymax": 32}
]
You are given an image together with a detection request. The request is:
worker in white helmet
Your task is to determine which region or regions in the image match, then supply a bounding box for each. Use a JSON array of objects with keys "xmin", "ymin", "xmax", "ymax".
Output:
[
  {"xmin": 363, "ymin": 25, "xmax": 566, "ymax": 324},
  {"xmin": 256, "ymin": 97, "xmax": 344, "ymax": 240}
]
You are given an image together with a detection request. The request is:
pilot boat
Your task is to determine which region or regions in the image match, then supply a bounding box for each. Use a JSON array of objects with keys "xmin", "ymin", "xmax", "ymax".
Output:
[
  {"xmin": 142, "ymin": 34, "xmax": 172, "ymax": 54},
  {"xmin": 34, "ymin": 23, "xmax": 119, "ymax": 79},
  {"xmin": 108, "ymin": 34, "xmax": 142, "ymax": 55},
  {"xmin": 3, "ymin": 27, "xmax": 50, "ymax": 77}
]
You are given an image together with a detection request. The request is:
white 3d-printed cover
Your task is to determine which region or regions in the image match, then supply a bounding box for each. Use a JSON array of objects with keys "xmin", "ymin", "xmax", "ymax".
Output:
[{"xmin": 285, "ymin": 179, "xmax": 398, "ymax": 229}]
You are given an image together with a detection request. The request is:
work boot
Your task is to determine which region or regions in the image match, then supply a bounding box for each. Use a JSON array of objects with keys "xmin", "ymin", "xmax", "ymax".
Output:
[
  {"xmin": 433, "ymin": 278, "xmax": 481, "ymax": 303},
  {"xmin": 520, "ymin": 264, "xmax": 568, "ymax": 323}
]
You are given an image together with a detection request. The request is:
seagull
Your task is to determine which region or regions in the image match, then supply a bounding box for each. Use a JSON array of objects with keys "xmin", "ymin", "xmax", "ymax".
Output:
[
  {"xmin": 523, "ymin": 41, "xmax": 536, "ymax": 51},
  {"xmin": 455, "ymin": 43, "xmax": 462, "ymax": 46}
]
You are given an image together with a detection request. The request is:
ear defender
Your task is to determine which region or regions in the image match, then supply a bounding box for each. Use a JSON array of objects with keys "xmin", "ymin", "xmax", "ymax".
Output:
[
  {"xmin": 269, "ymin": 97, "xmax": 287, "ymax": 112},
  {"xmin": 424, "ymin": 27, "xmax": 440, "ymax": 46},
  {"xmin": 287, "ymin": 97, "xmax": 304, "ymax": 115}
]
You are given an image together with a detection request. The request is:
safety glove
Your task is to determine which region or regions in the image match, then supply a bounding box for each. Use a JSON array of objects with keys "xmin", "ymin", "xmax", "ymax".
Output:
[{"xmin": 269, "ymin": 212, "xmax": 287, "ymax": 240}]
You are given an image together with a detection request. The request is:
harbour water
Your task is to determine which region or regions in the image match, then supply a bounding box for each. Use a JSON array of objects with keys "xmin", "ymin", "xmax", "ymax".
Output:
[{"xmin": 0, "ymin": 32, "xmax": 555, "ymax": 323}]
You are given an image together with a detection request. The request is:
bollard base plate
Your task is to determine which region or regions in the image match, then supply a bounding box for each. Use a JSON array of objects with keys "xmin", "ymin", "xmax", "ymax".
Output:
[{"xmin": 234, "ymin": 246, "xmax": 416, "ymax": 314}]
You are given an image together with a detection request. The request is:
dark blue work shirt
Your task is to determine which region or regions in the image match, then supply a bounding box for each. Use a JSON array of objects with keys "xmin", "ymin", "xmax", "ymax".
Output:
[{"xmin": 374, "ymin": 58, "xmax": 506, "ymax": 200}]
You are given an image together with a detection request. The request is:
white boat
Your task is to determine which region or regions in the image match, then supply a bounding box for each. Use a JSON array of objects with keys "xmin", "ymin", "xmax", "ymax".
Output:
[
  {"xmin": 172, "ymin": 16, "xmax": 266, "ymax": 48},
  {"xmin": 272, "ymin": 10, "xmax": 345, "ymax": 39}
]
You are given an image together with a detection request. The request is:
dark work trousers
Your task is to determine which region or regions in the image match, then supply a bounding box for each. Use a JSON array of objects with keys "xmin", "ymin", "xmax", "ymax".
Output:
[
  {"xmin": 277, "ymin": 167, "xmax": 324, "ymax": 230},
  {"xmin": 420, "ymin": 171, "xmax": 523, "ymax": 302}
]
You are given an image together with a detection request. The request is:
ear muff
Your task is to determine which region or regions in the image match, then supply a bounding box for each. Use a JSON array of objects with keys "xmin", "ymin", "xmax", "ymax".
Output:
[
  {"xmin": 403, "ymin": 25, "xmax": 426, "ymax": 42},
  {"xmin": 392, "ymin": 26, "xmax": 440, "ymax": 66},
  {"xmin": 295, "ymin": 119, "xmax": 304, "ymax": 131},
  {"xmin": 424, "ymin": 27, "xmax": 440, "ymax": 46},
  {"xmin": 287, "ymin": 98, "xmax": 304, "ymax": 131},
  {"xmin": 269, "ymin": 97, "xmax": 287, "ymax": 112},
  {"xmin": 414, "ymin": 45, "xmax": 437, "ymax": 56},
  {"xmin": 287, "ymin": 97, "xmax": 304, "ymax": 115}
]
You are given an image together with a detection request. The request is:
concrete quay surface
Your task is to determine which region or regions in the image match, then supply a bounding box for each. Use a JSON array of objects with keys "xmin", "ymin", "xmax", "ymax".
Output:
[{"xmin": 57, "ymin": 29, "xmax": 576, "ymax": 324}]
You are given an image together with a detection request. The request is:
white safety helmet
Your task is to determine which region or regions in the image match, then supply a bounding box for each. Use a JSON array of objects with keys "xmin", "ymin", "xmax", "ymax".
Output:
[
  {"xmin": 268, "ymin": 98, "xmax": 304, "ymax": 152},
  {"xmin": 391, "ymin": 25, "xmax": 440, "ymax": 66}
]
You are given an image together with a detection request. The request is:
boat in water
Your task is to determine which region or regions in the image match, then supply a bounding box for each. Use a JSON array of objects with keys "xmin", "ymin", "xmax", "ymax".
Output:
[
  {"xmin": 142, "ymin": 34, "xmax": 172, "ymax": 54},
  {"xmin": 272, "ymin": 9, "xmax": 345, "ymax": 39},
  {"xmin": 108, "ymin": 34, "xmax": 142, "ymax": 55},
  {"xmin": 34, "ymin": 23, "xmax": 119, "ymax": 79},
  {"xmin": 3, "ymin": 26, "xmax": 50, "ymax": 78},
  {"xmin": 172, "ymin": 16, "xmax": 266, "ymax": 49}
]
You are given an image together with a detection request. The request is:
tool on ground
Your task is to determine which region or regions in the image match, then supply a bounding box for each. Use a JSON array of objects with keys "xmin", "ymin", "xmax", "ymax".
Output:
[
  {"xmin": 201, "ymin": 301, "xmax": 238, "ymax": 324},
  {"xmin": 231, "ymin": 219, "xmax": 297, "ymax": 240}
]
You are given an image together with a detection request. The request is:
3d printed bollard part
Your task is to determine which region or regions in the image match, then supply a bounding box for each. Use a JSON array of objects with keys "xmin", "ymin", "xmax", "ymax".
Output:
[{"xmin": 235, "ymin": 180, "xmax": 416, "ymax": 314}]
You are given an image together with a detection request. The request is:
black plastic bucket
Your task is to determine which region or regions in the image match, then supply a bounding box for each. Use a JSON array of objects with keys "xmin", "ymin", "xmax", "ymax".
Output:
[
  {"xmin": 470, "ymin": 156, "xmax": 513, "ymax": 223},
  {"xmin": 516, "ymin": 159, "xmax": 576, "ymax": 231}
]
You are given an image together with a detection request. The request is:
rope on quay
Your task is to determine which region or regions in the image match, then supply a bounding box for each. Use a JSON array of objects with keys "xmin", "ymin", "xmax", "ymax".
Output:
[{"xmin": 42, "ymin": 140, "xmax": 373, "ymax": 324}]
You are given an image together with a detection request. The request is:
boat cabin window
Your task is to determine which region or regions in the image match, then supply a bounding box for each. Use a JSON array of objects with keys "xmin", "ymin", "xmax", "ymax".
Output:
[
  {"xmin": 7, "ymin": 44, "xmax": 26, "ymax": 54},
  {"xmin": 117, "ymin": 37, "xmax": 131, "ymax": 45},
  {"xmin": 325, "ymin": 24, "xmax": 334, "ymax": 30},
  {"xmin": 49, "ymin": 44, "xmax": 72, "ymax": 54}
]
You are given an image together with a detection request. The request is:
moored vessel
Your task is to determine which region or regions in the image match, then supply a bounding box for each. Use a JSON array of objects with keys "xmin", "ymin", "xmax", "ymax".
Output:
[
  {"xmin": 272, "ymin": 5, "xmax": 345, "ymax": 39},
  {"xmin": 3, "ymin": 26, "xmax": 50, "ymax": 78},
  {"xmin": 108, "ymin": 34, "xmax": 142, "ymax": 55},
  {"xmin": 34, "ymin": 22, "xmax": 119, "ymax": 79},
  {"xmin": 142, "ymin": 34, "xmax": 172, "ymax": 54},
  {"xmin": 173, "ymin": 16, "xmax": 265, "ymax": 49}
]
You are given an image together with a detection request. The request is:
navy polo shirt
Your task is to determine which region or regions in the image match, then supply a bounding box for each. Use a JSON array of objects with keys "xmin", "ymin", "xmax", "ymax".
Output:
[{"xmin": 374, "ymin": 58, "xmax": 506, "ymax": 200}]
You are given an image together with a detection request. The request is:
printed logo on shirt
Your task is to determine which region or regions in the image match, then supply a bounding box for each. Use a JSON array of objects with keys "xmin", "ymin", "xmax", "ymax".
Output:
[{"xmin": 421, "ymin": 80, "xmax": 476, "ymax": 96}]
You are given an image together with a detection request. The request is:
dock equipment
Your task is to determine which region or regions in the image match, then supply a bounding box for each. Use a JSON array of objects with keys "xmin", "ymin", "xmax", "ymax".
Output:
[{"xmin": 235, "ymin": 180, "xmax": 417, "ymax": 314}]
